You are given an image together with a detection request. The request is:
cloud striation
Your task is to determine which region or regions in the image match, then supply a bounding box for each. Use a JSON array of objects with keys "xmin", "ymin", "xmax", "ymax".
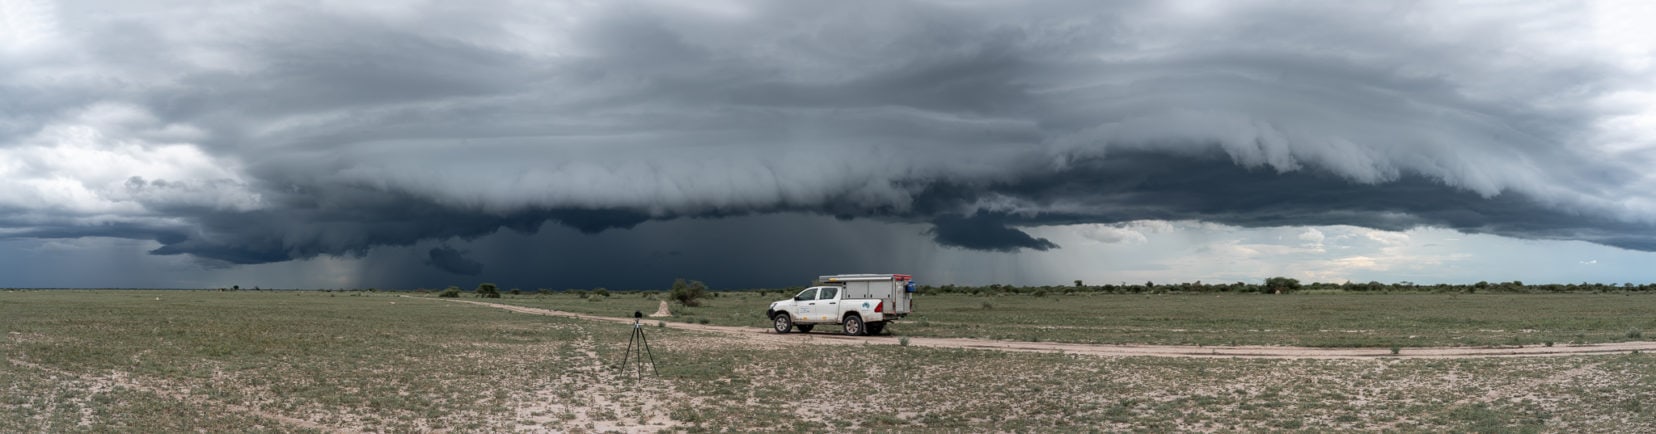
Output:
[{"xmin": 2, "ymin": 0, "xmax": 1654, "ymax": 276}]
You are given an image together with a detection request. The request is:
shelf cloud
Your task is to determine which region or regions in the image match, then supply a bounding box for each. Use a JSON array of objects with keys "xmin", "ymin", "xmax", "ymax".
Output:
[{"xmin": 2, "ymin": 0, "xmax": 1653, "ymax": 279}]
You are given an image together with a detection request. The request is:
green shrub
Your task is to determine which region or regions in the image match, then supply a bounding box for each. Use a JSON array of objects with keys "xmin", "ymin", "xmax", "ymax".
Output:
[
  {"xmin": 1264, "ymin": 276, "xmax": 1301, "ymax": 294},
  {"xmin": 437, "ymin": 286, "xmax": 461, "ymax": 298},
  {"xmin": 474, "ymin": 283, "xmax": 501, "ymax": 299},
  {"xmin": 1629, "ymin": 328, "xmax": 1644, "ymax": 339},
  {"xmin": 594, "ymin": 288, "xmax": 610, "ymax": 297},
  {"xmin": 509, "ymin": 288, "xmax": 521, "ymax": 295},
  {"xmin": 899, "ymin": 336, "xmax": 910, "ymax": 347},
  {"xmin": 1389, "ymin": 345, "xmax": 1401, "ymax": 355},
  {"xmin": 981, "ymin": 302, "xmax": 993, "ymax": 310},
  {"xmin": 671, "ymin": 278, "xmax": 709, "ymax": 307}
]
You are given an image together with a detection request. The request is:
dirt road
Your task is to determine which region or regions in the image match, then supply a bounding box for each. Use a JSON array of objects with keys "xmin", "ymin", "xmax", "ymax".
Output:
[{"xmin": 438, "ymin": 298, "xmax": 1656, "ymax": 359}]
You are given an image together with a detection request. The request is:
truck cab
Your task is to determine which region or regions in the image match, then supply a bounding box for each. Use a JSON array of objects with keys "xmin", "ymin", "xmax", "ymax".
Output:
[{"xmin": 764, "ymin": 274, "xmax": 914, "ymax": 336}]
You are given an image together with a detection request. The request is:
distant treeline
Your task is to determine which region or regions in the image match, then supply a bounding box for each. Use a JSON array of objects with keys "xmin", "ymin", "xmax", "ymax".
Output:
[
  {"xmin": 403, "ymin": 278, "xmax": 1651, "ymax": 295},
  {"xmin": 48, "ymin": 278, "xmax": 1641, "ymax": 295},
  {"xmin": 911, "ymin": 278, "xmax": 1656, "ymax": 295}
]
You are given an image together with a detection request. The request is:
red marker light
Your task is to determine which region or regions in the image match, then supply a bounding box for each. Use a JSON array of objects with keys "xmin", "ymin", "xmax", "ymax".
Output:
[{"xmin": 875, "ymin": 301, "xmax": 884, "ymax": 313}]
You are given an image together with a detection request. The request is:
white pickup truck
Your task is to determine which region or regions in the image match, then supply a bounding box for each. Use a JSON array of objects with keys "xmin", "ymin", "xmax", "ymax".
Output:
[{"xmin": 764, "ymin": 274, "xmax": 914, "ymax": 336}]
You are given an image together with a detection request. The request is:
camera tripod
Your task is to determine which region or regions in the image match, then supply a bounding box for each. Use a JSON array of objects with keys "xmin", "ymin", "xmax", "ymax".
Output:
[{"xmin": 617, "ymin": 311, "xmax": 658, "ymax": 379}]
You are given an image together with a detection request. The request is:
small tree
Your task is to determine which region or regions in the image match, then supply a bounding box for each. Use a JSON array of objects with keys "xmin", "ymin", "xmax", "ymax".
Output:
[
  {"xmin": 475, "ymin": 282, "xmax": 501, "ymax": 298},
  {"xmin": 594, "ymin": 287, "xmax": 610, "ymax": 297},
  {"xmin": 1264, "ymin": 277, "xmax": 1301, "ymax": 294},
  {"xmin": 438, "ymin": 286, "xmax": 461, "ymax": 298},
  {"xmin": 670, "ymin": 278, "xmax": 709, "ymax": 307}
]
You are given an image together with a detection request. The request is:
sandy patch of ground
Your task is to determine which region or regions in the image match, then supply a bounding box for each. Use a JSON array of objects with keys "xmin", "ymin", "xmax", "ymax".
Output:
[
  {"xmin": 6, "ymin": 357, "xmax": 337, "ymax": 433},
  {"xmin": 505, "ymin": 320, "xmax": 685, "ymax": 433}
]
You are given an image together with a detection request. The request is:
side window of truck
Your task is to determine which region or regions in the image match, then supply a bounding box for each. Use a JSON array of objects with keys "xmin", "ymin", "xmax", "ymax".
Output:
[
  {"xmin": 795, "ymin": 288, "xmax": 818, "ymax": 301},
  {"xmin": 820, "ymin": 287, "xmax": 837, "ymax": 300}
]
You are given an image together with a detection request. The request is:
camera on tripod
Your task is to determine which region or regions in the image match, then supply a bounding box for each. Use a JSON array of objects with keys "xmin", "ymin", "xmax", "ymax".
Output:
[{"xmin": 618, "ymin": 310, "xmax": 657, "ymax": 378}]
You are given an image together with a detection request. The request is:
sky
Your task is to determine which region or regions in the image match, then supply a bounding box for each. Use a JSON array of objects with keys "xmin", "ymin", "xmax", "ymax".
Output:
[{"xmin": 2, "ymin": 0, "xmax": 1654, "ymax": 289}]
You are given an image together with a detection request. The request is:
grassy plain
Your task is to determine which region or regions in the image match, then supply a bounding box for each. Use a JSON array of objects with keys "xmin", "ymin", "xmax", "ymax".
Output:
[
  {"xmin": 3, "ymin": 289, "xmax": 1654, "ymax": 432},
  {"xmin": 497, "ymin": 291, "xmax": 1656, "ymax": 347}
]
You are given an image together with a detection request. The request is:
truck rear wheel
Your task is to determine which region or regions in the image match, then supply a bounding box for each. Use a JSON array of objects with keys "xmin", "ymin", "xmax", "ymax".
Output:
[
  {"xmin": 772, "ymin": 314, "xmax": 793, "ymax": 334},
  {"xmin": 866, "ymin": 322, "xmax": 885, "ymax": 335},
  {"xmin": 842, "ymin": 314, "xmax": 866, "ymax": 336}
]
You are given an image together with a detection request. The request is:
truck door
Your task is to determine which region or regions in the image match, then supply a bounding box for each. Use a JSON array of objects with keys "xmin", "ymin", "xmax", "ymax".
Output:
[
  {"xmin": 793, "ymin": 287, "xmax": 819, "ymax": 322},
  {"xmin": 817, "ymin": 286, "xmax": 840, "ymax": 322}
]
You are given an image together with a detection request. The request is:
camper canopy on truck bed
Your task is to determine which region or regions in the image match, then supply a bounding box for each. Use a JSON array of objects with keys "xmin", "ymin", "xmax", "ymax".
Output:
[{"xmin": 818, "ymin": 274, "xmax": 914, "ymax": 316}]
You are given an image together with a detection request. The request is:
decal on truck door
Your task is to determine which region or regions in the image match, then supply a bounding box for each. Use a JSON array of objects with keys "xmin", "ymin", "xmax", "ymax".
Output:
[{"xmin": 861, "ymin": 302, "xmax": 870, "ymax": 309}]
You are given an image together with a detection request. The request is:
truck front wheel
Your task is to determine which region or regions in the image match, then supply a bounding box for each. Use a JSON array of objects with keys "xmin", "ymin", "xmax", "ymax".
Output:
[
  {"xmin": 773, "ymin": 314, "xmax": 793, "ymax": 334},
  {"xmin": 842, "ymin": 314, "xmax": 866, "ymax": 336}
]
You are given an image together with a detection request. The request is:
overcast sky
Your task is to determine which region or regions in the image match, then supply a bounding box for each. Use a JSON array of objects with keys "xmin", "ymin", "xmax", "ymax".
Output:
[{"xmin": 2, "ymin": 0, "xmax": 1654, "ymax": 289}]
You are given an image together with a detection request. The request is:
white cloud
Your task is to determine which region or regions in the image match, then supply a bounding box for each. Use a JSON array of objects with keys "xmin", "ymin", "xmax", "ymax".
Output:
[
  {"xmin": 0, "ymin": 104, "xmax": 261, "ymax": 216},
  {"xmin": 1362, "ymin": 230, "xmax": 1411, "ymax": 247},
  {"xmin": 1297, "ymin": 227, "xmax": 1325, "ymax": 249},
  {"xmin": 0, "ymin": 0, "xmax": 58, "ymax": 53},
  {"xmin": 1078, "ymin": 225, "xmax": 1147, "ymax": 244},
  {"xmin": 1027, "ymin": 223, "xmax": 1623, "ymax": 285},
  {"xmin": 1073, "ymin": 220, "xmax": 1175, "ymax": 244}
]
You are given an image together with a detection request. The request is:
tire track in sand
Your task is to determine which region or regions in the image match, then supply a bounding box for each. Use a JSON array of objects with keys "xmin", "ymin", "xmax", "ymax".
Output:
[{"xmin": 430, "ymin": 298, "xmax": 1656, "ymax": 359}]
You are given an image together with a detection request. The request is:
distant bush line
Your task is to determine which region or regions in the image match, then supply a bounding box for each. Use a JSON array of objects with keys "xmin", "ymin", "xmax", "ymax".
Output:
[
  {"xmin": 124, "ymin": 278, "xmax": 1653, "ymax": 296},
  {"xmin": 913, "ymin": 279, "xmax": 1656, "ymax": 295}
]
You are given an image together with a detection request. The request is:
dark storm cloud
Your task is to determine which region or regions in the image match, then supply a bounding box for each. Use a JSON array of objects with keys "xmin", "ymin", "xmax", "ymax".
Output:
[
  {"xmin": 425, "ymin": 245, "xmax": 483, "ymax": 276},
  {"xmin": 908, "ymin": 152, "xmax": 1656, "ymax": 252},
  {"xmin": 928, "ymin": 213, "xmax": 1058, "ymax": 252},
  {"xmin": 3, "ymin": 0, "xmax": 1654, "ymax": 275}
]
